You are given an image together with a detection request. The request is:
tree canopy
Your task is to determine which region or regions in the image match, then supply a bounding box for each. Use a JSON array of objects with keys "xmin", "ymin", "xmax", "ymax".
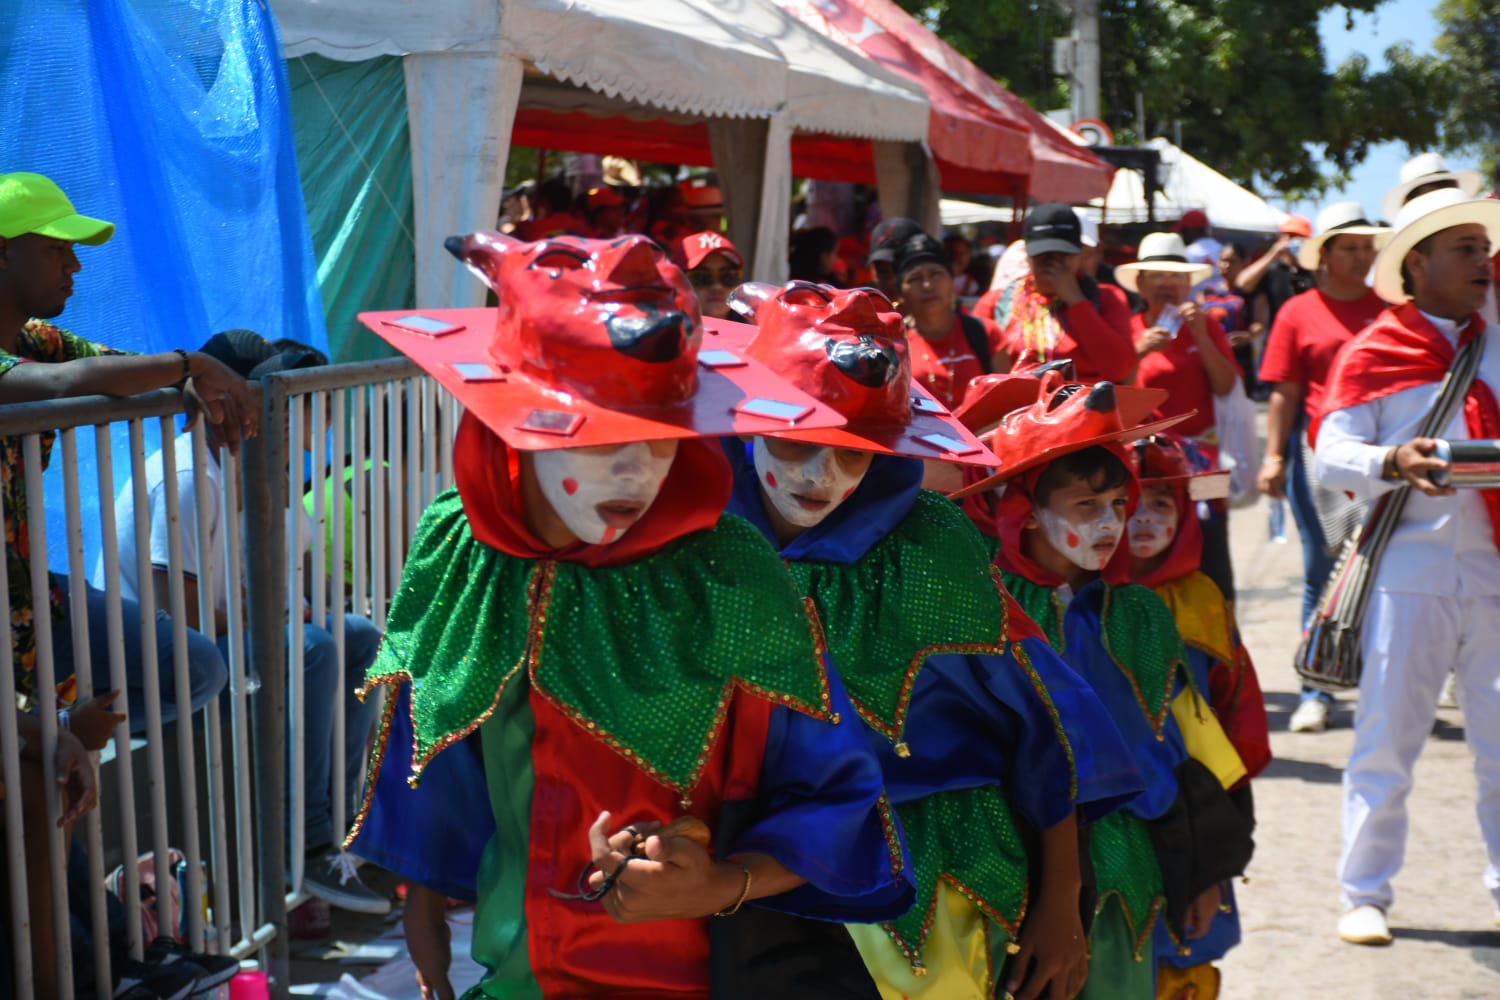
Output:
[
  {"xmin": 1429, "ymin": 0, "xmax": 1500, "ymax": 179},
  {"xmin": 894, "ymin": 0, "xmax": 1467, "ymax": 197}
]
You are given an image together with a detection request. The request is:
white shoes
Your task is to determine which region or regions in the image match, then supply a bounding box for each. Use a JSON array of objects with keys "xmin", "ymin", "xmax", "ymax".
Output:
[
  {"xmin": 1438, "ymin": 672, "xmax": 1459, "ymax": 710},
  {"xmin": 1289, "ymin": 697, "xmax": 1331, "ymax": 733},
  {"xmin": 1338, "ymin": 904, "xmax": 1393, "ymax": 946}
]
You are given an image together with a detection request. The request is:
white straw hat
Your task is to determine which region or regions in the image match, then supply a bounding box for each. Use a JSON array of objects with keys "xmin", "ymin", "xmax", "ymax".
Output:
[
  {"xmin": 1381, "ymin": 152, "xmax": 1483, "ymax": 223},
  {"xmin": 1296, "ymin": 201, "xmax": 1391, "ymax": 271},
  {"xmin": 1370, "ymin": 187, "xmax": 1500, "ymax": 304},
  {"xmin": 1114, "ymin": 232, "xmax": 1213, "ymax": 293}
]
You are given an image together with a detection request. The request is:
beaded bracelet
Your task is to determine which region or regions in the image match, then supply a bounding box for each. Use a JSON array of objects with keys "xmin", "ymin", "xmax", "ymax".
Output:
[{"xmin": 172, "ymin": 348, "xmax": 191, "ymax": 390}]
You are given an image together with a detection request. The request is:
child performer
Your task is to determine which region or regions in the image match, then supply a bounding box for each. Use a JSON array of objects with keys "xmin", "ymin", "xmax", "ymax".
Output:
[
  {"xmin": 717, "ymin": 281, "xmax": 1142, "ymax": 1000},
  {"xmin": 1126, "ymin": 435, "xmax": 1271, "ymax": 999},
  {"xmin": 346, "ymin": 234, "xmax": 914, "ymax": 1000},
  {"xmin": 952, "ymin": 372, "xmax": 1255, "ymax": 1000}
]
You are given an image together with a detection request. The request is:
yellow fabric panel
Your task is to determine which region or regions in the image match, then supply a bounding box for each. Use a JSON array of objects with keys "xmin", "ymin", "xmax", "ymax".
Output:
[
  {"xmin": 1152, "ymin": 572, "xmax": 1235, "ymax": 665},
  {"xmin": 1156, "ymin": 961, "xmax": 1221, "ymax": 1000},
  {"xmin": 848, "ymin": 881, "xmax": 1002, "ymax": 1000},
  {"xmin": 1170, "ymin": 687, "xmax": 1246, "ymax": 790}
]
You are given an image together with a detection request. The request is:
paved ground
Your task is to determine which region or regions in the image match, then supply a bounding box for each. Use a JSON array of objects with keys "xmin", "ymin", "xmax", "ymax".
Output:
[{"xmin": 1220, "ymin": 495, "xmax": 1500, "ymax": 999}]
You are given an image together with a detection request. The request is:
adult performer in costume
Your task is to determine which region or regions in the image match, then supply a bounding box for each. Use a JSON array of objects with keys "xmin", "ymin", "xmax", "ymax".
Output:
[
  {"xmin": 1314, "ymin": 188, "xmax": 1500, "ymax": 946},
  {"xmin": 711, "ymin": 281, "xmax": 1142, "ymax": 1000},
  {"xmin": 1127, "ymin": 434, "xmax": 1270, "ymax": 999},
  {"xmin": 953, "ymin": 373, "xmax": 1255, "ymax": 999},
  {"xmin": 346, "ymin": 233, "xmax": 914, "ymax": 999}
]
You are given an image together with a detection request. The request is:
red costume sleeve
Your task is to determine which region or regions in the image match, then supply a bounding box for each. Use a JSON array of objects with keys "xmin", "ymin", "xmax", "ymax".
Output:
[{"xmin": 1061, "ymin": 286, "xmax": 1137, "ymax": 383}]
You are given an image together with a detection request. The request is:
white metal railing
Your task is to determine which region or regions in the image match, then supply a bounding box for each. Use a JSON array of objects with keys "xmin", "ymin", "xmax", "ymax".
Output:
[{"xmin": 1, "ymin": 358, "xmax": 457, "ymax": 1000}]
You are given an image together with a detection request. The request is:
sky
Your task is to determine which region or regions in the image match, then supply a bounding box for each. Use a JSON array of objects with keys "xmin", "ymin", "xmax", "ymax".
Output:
[{"xmin": 1307, "ymin": 0, "xmax": 1484, "ymax": 220}]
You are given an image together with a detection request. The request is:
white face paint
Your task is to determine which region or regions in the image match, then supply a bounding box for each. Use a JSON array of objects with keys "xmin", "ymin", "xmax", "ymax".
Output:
[
  {"xmin": 1128, "ymin": 505, "xmax": 1177, "ymax": 559},
  {"xmin": 751, "ymin": 437, "xmax": 869, "ymax": 530},
  {"xmin": 532, "ymin": 441, "xmax": 676, "ymax": 545},
  {"xmin": 1034, "ymin": 503, "xmax": 1125, "ymax": 572}
]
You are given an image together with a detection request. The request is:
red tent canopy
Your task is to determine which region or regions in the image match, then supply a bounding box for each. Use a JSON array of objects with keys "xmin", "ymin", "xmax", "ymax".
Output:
[
  {"xmin": 781, "ymin": 0, "xmax": 1031, "ymax": 199},
  {"xmin": 783, "ymin": 0, "xmax": 1113, "ymax": 204}
]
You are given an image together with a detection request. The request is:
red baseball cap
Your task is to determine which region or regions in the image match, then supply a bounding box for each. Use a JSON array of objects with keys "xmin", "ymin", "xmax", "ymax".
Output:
[
  {"xmin": 1279, "ymin": 214, "xmax": 1312, "ymax": 238},
  {"xmin": 1175, "ymin": 209, "xmax": 1209, "ymax": 231},
  {"xmin": 673, "ymin": 230, "xmax": 743, "ymax": 271}
]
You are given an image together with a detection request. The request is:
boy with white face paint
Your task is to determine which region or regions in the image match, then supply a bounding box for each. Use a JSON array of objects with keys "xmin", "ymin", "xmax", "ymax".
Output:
[
  {"xmin": 720, "ymin": 281, "xmax": 1143, "ymax": 1000},
  {"xmin": 1125, "ymin": 435, "xmax": 1271, "ymax": 999},
  {"xmin": 344, "ymin": 233, "xmax": 919, "ymax": 1000},
  {"xmin": 953, "ymin": 373, "xmax": 1255, "ymax": 1000}
]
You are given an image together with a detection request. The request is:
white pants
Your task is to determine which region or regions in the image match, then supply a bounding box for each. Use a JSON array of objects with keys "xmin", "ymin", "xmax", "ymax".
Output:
[{"xmin": 1339, "ymin": 590, "xmax": 1500, "ymax": 911}]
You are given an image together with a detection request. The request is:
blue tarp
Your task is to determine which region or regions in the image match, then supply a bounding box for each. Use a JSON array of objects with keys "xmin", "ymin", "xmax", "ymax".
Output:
[{"xmin": 2, "ymin": 0, "xmax": 328, "ymax": 571}]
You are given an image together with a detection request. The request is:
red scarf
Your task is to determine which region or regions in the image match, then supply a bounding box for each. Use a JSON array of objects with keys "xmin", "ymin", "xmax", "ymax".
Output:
[
  {"xmin": 990, "ymin": 446, "xmax": 1137, "ymax": 588},
  {"xmin": 451, "ymin": 413, "xmax": 732, "ymax": 568},
  {"xmin": 1315, "ymin": 302, "xmax": 1500, "ymax": 550}
]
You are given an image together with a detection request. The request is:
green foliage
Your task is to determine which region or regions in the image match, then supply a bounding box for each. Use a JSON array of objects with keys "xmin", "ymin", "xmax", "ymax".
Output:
[
  {"xmin": 1430, "ymin": 0, "xmax": 1500, "ymax": 177},
  {"xmin": 892, "ymin": 0, "xmax": 1465, "ymax": 197}
]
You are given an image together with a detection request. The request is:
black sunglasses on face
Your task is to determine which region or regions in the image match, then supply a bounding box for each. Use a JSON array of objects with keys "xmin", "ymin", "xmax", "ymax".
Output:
[{"xmin": 688, "ymin": 268, "xmax": 742, "ymax": 289}]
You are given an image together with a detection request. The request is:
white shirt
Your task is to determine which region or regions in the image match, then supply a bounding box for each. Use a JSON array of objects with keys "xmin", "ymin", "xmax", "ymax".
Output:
[
  {"xmin": 91, "ymin": 435, "xmax": 314, "ymax": 616},
  {"xmin": 1315, "ymin": 311, "xmax": 1500, "ymax": 597}
]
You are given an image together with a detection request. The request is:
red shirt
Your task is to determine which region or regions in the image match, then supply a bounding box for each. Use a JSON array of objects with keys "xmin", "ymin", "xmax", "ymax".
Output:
[
  {"xmin": 906, "ymin": 314, "xmax": 1003, "ymax": 409},
  {"xmin": 1258, "ymin": 288, "xmax": 1386, "ymax": 419},
  {"xmin": 1131, "ymin": 312, "xmax": 1240, "ymax": 438},
  {"xmin": 974, "ymin": 282, "xmax": 1137, "ymax": 383}
]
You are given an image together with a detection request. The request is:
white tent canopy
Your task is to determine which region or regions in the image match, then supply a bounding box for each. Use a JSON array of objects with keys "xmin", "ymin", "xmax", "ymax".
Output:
[
  {"xmin": 273, "ymin": 0, "xmax": 929, "ymax": 303},
  {"xmin": 1082, "ymin": 137, "xmax": 1289, "ymax": 234}
]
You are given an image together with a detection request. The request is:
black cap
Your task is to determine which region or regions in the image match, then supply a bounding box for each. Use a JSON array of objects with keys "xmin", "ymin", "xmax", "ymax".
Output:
[
  {"xmin": 198, "ymin": 329, "xmax": 325, "ymax": 380},
  {"xmin": 1023, "ymin": 203, "xmax": 1083, "ymax": 257},
  {"xmin": 868, "ymin": 216, "xmax": 926, "ymax": 265},
  {"xmin": 894, "ymin": 233, "xmax": 951, "ymax": 278}
]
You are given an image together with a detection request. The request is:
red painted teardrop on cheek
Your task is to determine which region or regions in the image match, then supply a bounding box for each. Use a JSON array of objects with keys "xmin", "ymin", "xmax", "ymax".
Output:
[
  {"xmin": 1065, "ymin": 531, "xmax": 1080, "ymax": 548},
  {"xmin": 562, "ymin": 478, "xmax": 579, "ymax": 496},
  {"xmin": 1166, "ymin": 524, "xmax": 1174, "ymax": 538},
  {"xmin": 766, "ymin": 471, "xmax": 778, "ymax": 488},
  {"xmin": 842, "ymin": 487, "xmax": 856, "ymax": 500}
]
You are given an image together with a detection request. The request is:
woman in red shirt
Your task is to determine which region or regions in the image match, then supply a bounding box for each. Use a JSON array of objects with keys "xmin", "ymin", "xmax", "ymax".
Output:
[
  {"xmin": 895, "ymin": 233, "xmax": 1007, "ymax": 409},
  {"xmin": 1254, "ymin": 202, "xmax": 1388, "ymax": 732},
  {"xmin": 1119, "ymin": 232, "xmax": 1241, "ymax": 598}
]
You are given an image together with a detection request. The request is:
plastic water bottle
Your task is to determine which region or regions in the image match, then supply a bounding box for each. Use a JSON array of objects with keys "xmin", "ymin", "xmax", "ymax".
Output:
[
  {"xmin": 1268, "ymin": 498, "xmax": 1288, "ymax": 544},
  {"xmin": 225, "ymin": 964, "xmax": 270, "ymax": 1000}
]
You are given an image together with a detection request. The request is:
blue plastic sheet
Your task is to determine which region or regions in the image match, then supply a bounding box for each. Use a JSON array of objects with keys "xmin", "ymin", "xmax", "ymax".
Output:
[{"xmin": 1, "ymin": 0, "xmax": 328, "ymax": 572}]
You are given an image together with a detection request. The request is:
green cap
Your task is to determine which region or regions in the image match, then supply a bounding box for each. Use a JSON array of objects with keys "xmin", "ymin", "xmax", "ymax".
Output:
[{"xmin": 0, "ymin": 172, "xmax": 114, "ymax": 246}]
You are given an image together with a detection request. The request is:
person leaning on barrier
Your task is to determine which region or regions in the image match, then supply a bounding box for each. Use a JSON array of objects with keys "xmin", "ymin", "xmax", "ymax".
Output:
[
  {"xmin": 95, "ymin": 329, "xmax": 388, "ymax": 916},
  {"xmin": 0, "ymin": 171, "xmax": 249, "ymax": 726}
]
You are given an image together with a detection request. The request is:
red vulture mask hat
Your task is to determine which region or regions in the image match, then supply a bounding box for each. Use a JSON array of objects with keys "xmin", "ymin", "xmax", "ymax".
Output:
[
  {"xmin": 358, "ymin": 232, "xmax": 846, "ymax": 451},
  {"xmin": 710, "ymin": 281, "xmax": 998, "ymax": 466},
  {"xmin": 1129, "ymin": 432, "xmax": 1231, "ymax": 502},
  {"xmin": 949, "ymin": 369, "xmax": 1193, "ymax": 499}
]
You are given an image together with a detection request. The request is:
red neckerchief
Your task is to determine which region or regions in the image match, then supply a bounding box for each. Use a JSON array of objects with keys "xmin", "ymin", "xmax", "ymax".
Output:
[
  {"xmin": 451, "ymin": 413, "xmax": 732, "ymax": 568},
  {"xmin": 1132, "ymin": 477, "xmax": 1203, "ymax": 589},
  {"xmin": 1315, "ymin": 302, "xmax": 1500, "ymax": 550},
  {"xmin": 990, "ymin": 444, "xmax": 1137, "ymax": 588}
]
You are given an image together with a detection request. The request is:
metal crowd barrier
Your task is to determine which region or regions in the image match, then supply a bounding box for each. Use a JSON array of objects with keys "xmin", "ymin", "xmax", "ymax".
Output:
[{"xmin": 0, "ymin": 359, "xmax": 458, "ymax": 1000}]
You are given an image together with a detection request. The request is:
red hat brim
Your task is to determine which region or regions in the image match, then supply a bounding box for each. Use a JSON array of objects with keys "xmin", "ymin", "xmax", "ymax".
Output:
[
  {"xmin": 361, "ymin": 309, "xmax": 848, "ymax": 451},
  {"xmin": 948, "ymin": 410, "xmax": 1196, "ymax": 500},
  {"xmin": 955, "ymin": 373, "xmax": 1169, "ymax": 435},
  {"xmin": 1140, "ymin": 467, "xmax": 1233, "ymax": 502},
  {"xmin": 701, "ymin": 322, "xmax": 999, "ymax": 467}
]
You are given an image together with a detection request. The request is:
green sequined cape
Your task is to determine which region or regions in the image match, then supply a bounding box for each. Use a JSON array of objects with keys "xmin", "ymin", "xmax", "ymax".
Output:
[
  {"xmin": 367, "ymin": 489, "xmax": 835, "ymax": 798},
  {"xmin": 786, "ymin": 491, "xmax": 1045, "ymax": 959}
]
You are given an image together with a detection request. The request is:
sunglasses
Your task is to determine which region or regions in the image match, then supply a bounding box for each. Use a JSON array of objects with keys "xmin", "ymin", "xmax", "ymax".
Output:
[{"xmin": 688, "ymin": 268, "xmax": 742, "ymax": 289}]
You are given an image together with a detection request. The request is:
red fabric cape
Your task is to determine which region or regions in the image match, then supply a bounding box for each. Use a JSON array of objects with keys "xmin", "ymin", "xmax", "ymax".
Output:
[
  {"xmin": 1315, "ymin": 302, "xmax": 1500, "ymax": 549},
  {"xmin": 451, "ymin": 412, "xmax": 732, "ymax": 566}
]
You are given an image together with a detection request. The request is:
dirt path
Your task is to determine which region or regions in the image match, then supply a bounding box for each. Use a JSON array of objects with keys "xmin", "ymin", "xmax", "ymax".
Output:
[{"xmin": 1219, "ymin": 497, "xmax": 1500, "ymax": 999}]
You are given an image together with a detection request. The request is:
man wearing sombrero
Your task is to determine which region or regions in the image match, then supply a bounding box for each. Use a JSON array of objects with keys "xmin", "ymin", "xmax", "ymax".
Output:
[
  {"xmin": 715, "ymin": 281, "xmax": 1141, "ymax": 1000},
  {"xmin": 345, "ymin": 233, "xmax": 914, "ymax": 998},
  {"xmin": 1314, "ymin": 188, "xmax": 1500, "ymax": 947},
  {"xmin": 953, "ymin": 373, "xmax": 1254, "ymax": 999}
]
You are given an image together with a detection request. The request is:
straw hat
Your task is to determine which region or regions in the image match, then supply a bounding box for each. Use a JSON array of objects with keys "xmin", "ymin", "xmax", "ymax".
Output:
[
  {"xmin": 1114, "ymin": 232, "xmax": 1214, "ymax": 293},
  {"xmin": 1295, "ymin": 201, "xmax": 1391, "ymax": 271},
  {"xmin": 1381, "ymin": 152, "xmax": 1483, "ymax": 223},
  {"xmin": 1370, "ymin": 187, "xmax": 1500, "ymax": 304}
]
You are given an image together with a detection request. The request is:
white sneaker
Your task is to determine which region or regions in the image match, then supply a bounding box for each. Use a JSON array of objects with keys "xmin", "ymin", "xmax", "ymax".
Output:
[
  {"xmin": 304, "ymin": 849, "xmax": 391, "ymax": 915},
  {"xmin": 1338, "ymin": 904, "xmax": 1393, "ymax": 946},
  {"xmin": 1289, "ymin": 697, "xmax": 1331, "ymax": 733}
]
